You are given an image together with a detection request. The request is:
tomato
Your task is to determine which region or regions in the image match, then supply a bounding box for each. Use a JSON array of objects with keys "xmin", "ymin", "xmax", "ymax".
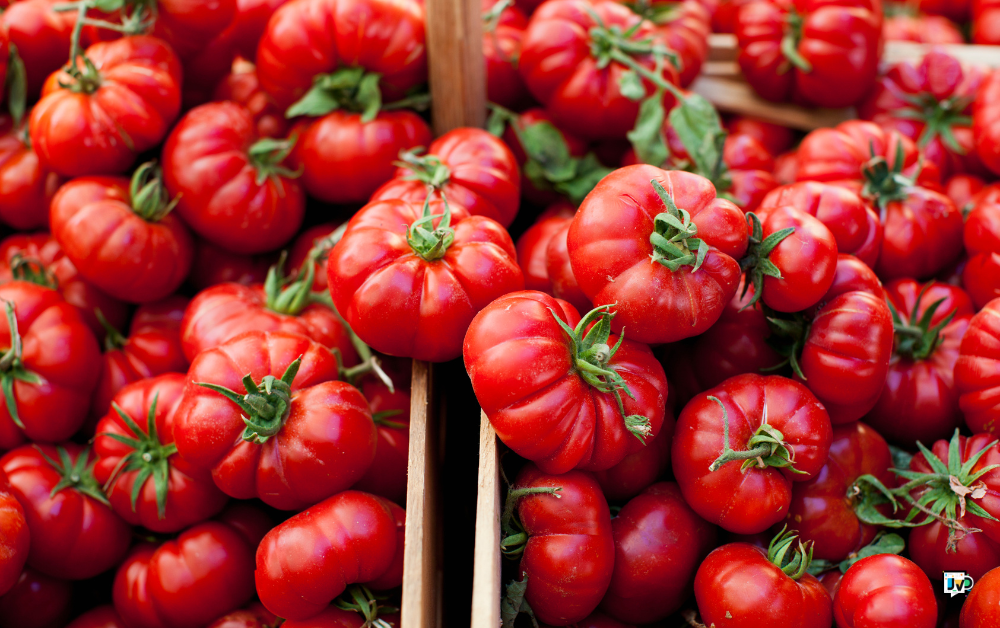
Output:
[
  {"xmin": 0, "ymin": 567, "xmax": 72, "ymax": 628},
  {"xmin": 67, "ymin": 606, "xmax": 127, "ymax": 628},
  {"xmin": 568, "ymin": 166, "xmax": 748, "ymax": 344},
  {"xmin": 113, "ymin": 521, "xmax": 256, "ymax": 628},
  {"xmin": 961, "ymin": 566, "xmax": 1000, "ymax": 627},
  {"xmin": 255, "ymin": 491, "xmax": 403, "ymax": 620},
  {"xmin": 545, "ymin": 220, "xmax": 592, "ymax": 315},
  {"xmin": 49, "ymin": 168, "xmax": 194, "ymax": 303},
  {"xmin": 858, "ymin": 50, "xmax": 987, "ymax": 180},
  {"xmin": 483, "ymin": 0, "xmax": 532, "ymax": 110},
  {"xmin": 0, "ymin": 115, "xmax": 60, "ymax": 231},
  {"xmin": 1, "ymin": 443, "xmax": 129, "ymax": 579},
  {"xmin": 329, "ymin": 198, "xmax": 523, "ymax": 363},
  {"xmin": 593, "ymin": 408, "xmax": 674, "ymax": 502},
  {"xmin": 0, "ymin": 281, "xmax": 101, "ymax": 449},
  {"xmin": 351, "ymin": 377, "xmax": 410, "ymax": 505},
  {"xmin": 188, "ymin": 238, "xmax": 275, "ymax": 291},
  {"xmin": 712, "ymin": 0, "xmax": 752, "ymax": 32},
  {"xmin": 955, "ymin": 298, "xmax": 1000, "ymax": 435},
  {"xmin": 287, "ymin": 222, "xmax": 340, "ymax": 292},
  {"xmin": 162, "ymin": 101, "xmax": 304, "ymax": 254},
  {"xmin": 370, "ymin": 127, "xmax": 521, "ymax": 228},
  {"xmin": 206, "ymin": 603, "xmax": 278, "ymax": 628},
  {"xmin": 518, "ymin": 0, "xmax": 680, "ymax": 141},
  {"xmin": 727, "ymin": 116, "xmax": 795, "ymax": 158},
  {"xmin": 783, "ymin": 421, "xmax": 893, "ymax": 561},
  {"xmin": 671, "ymin": 373, "xmax": 832, "ymax": 534},
  {"xmin": 0, "ymin": 468, "xmax": 28, "ymax": 596},
  {"xmin": 774, "ymin": 148, "xmax": 798, "ymax": 184},
  {"xmin": 599, "ymin": 481, "xmax": 716, "ymax": 623},
  {"xmin": 833, "ymin": 554, "xmax": 937, "ymax": 628},
  {"xmin": 961, "ymin": 189, "xmax": 1000, "ymax": 309},
  {"xmin": 946, "ymin": 173, "xmax": 986, "ymax": 212},
  {"xmin": 212, "ymin": 59, "xmax": 288, "ymax": 140},
  {"xmin": 618, "ymin": 0, "xmax": 711, "ymax": 88},
  {"xmin": 0, "ymin": 0, "xmax": 72, "ymax": 98},
  {"xmin": 864, "ymin": 280, "xmax": 972, "ymax": 447},
  {"xmin": 918, "ymin": 0, "xmax": 970, "ymax": 21},
  {"xmin": 735, "ymin": 0, "xmax": 882, "ymax": 108},
  {"xmin": 93, "ymin": 373, "xmax": 228, "ymax": 533},
  {"xmin": 964, "ymin": 253, "xmax": 1000, "ymax": 311},
  {"xmin": 504, "ymin": 464, "xmax": 614, "ymax": 625},
  {"xmin": 884, "ymin": 14, "xmax": 965, "ymax": 43},
  {"xmin": 974, "ymin": 0, "xmax": 1000, "ymax": 44},
  {"xmin": 516, "ymin": 203, "xmax": 575, "ymax": 294},
  {"xmin": 694, "ymin": 530, "xmax": 833, "ymax": 627},
  {"xmin": 281, "ymin": 601, "xmax": 399, "ymax": 628},
  {"xmin": 29, "ymin": 36, "xmax": 182, "ymax": 177},
  {"xmin": 464, "ymin": 291, "xmax": 667, "ymax": 473}
]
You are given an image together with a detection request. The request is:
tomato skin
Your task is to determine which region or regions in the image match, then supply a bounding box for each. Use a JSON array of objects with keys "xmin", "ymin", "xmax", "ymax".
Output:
[
  {"xmin": 833, "ymin": 554, "xmax": 937, "ymax": 628},
  {"xmin": 0, "ymin": 0, "xmax": 72, "ymax": 98},
  {"xmin": 464, "ymin": 291, "xmax": 668, "ymax": 473},
  {"xmin": 961, "ymin": 566, "xmax": 1000, "ymax": 627},
  {"xmin": 516, "ymin": 203, "xmax": 575, "ymax": 293},
  {"xmin": 754, "ymin": 206, "xmax": 838, "ymax": 313},
  {"xmin": 946, "ymin": 173, "xmax": 986, "ymax": 212},
  {"xmin": 67, "ymin": 605, "xmax": 127, "ymax": 628},
  {"xmin": 974, "ymin": 0, "xmax": 1000, "ymax": 45},
  {"xmin": 93, "ymin": 374, "xmax": 229, "ymax": 533},
  {"xmin": 784, "ymin": 422, "xmax": 893, "ymax": 562},
  {"xmin": 0, "ymin": 282, "xmax": 101, "ymax": 449},
  {"xmin": 545, "ymin": 221, "xmax": 592, "ymax": 314},
  {"xmin": 351, "ymin": 378, "xmax": 410, "ymax": 505},
  {"xmin": 188, "ymin": 239, "xmax": 275, "ymax": 291},
  {"xmin": 592, "ymin": 409, "xmax": 674, "ymax": 502},
  {"xmin": 884, "ymin": 14, "xmax": 965, "ymax": 43},
  {"xmin": 727, "ymin": 117, "xmax": 795, "ymax": 158},
  {"xmin": 955, "ymin": 299, "xmax": 1000, "ymax": 435},
  {"xmin": 483, "ymin": 0, "xmax": 532, "ymax": 109},
  {"xmin": 962, "ymin": 196, "xmax": 1000, "ymax": 309},
  {"xmin": 909, "ymin": 513, "xmax": 1000, "ymax": 582},
  {"xmin": 600, "ymin": 482, "xmax": 716, "ymax": 623},
  {"xmin": 282, "ymin": 606, "xmax": 400, "ymax": 628},
  {"xmin": 255, "ymin": 491, "xmax": 401, "ymax": 621},
  {"xmin": 0, "ymin": 115, "xmax": 61, "ymax": 231},
  {"xmin": 213, "ymin": 60, "xmax": 289, "ymax": 140},
  {"xmin": 0, "ymin": 567, "xmax": 73, "ymax": 628},
  {"xmin": 964, "ymin": 252, "xmax": 1000, "ymax": 310},
  {"xmin": 643, "ymin": 0, "xmax": 711, "ymax": 88},
  {"xmin": 568, "ymin": 166, "xmax": 748, "ymax": 344},
  {"xmin": 0, "ymin": 468, "xmax": 28, "ymax": 596},
  {"xmin": 29, "ymin": 36, "xmax": 182, "ymax": 177},
  {"xmin": 150, "ymin": 0, "xmax": 237, "ymax": 60},
  {"xmin": 290, "ymin": 110, "xmax": 432, "ymax": 205},
  {"xmin": 206, "ymin": 604, "xmax": 278, "ymax": 628},
  {"xmin": 672, "ymin": 373, "xmax": 832, "ymax": 534}
]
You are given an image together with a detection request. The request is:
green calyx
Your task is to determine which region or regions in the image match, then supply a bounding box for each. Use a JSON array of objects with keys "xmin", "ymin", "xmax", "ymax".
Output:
[
  {"xmin": 95, "ymin": 308, "xmax": 127, "ymax": 352},
  {"xmin": 886, "ymin": 284, "xmax": 957, "ymax": 362},
  {"xmin": 648, "ymin": 179, "xmax": 709, "ymax": 272},
  {"xmin": 129, "ymin": 162, "xmax": 179, "ymax": 223},
  {"xmin": 35, "ymin": 445, "xmax": 110, "ymax": 506},
  {"xmin": 7, "ymin": 254, "xmax": 58, "ymax": 290},
  {"xmin": 263, "ymin": 252, "xmax": 316, "ymax": 317},
  {"xmin": 762, "ymin": 308, "xmax": 811, "ymax": 379},
  {"xmin": 248, "ymin": 137, "xmax": 302, "ymax": 187},
  {"xmin": 739, "ymin": 212, "xmax": 796, "ymax": 309},
  {"xmin": 550, "ymin": 304, "xmax": 652, "ymax": 442},
  {"xmin": 862, "ymin": 140, "xmax": 915, "ymax": 213},
  {"xmin": 780, "ymin": 10, "xmax": 812, "ymax": 73},
  {"xmin": 406, "ymin": 195, "xmax": 455, "ymax": 262},
  {"xmin": 707, "ymin": 395, "xmax": 806, "ymax": 474},
  {"xmin": 767, "ymin": 526, "xmax": 814, "ymax": 580},
  {"xmin": 198, "ymin": 357, "xmax": 301, "ymax": 445},
  {"xmin": 500, "ymin": 485, "xmax": 562, "ymax": 559},
  {"xmin": 623, "ymin": 0, "xmax": 684, "ymax": 25},
  {"xmin": 334, "ymin": 585, "xmax": 398, "ymax": 628},
  {"xmin": 397, "ymin": 148, "xmax": 452, "ymax": 190},
  {"xmin": 893, "ymin": 93, "xmax": 973, "ymax": 154},
  {"xmin": 0, "ymin": 301, "xmax": 43, "ymax": 430},
  {"xmin": 286, "ymin": 67, "xmax": 383, "ymax": 122},
  {"xmin": 100, "ymin": 393, "xmax": 176, "ymax": 519}
]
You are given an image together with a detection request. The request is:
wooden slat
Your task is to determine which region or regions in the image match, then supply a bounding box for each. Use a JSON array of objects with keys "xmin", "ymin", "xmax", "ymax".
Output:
[
  {"xmin": 401, "ymin": 360, "xmax": 441, "ymax": 628},
  {"xmin": 471, "ymin": 412, "xmax": 502, "ymax": 628},
  {"xmin": 690, "ymin": 75, "xmax": 854, "ymax": 131},
  {"xmin": 425, "ymin": 0, "xmax": 486, "ymax": 133}
]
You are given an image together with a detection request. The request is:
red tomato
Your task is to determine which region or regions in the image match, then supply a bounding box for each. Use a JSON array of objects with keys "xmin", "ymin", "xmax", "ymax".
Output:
[
  {"xmin": 351, "ymin": 377, "xmax": 410, "ymax": 505},
  {"xmin": 833, "ymin": 554, "xmax": 937, "ymax": 628},
  {"xmin": 964, "ymin": 252, "xmax": 1000, "ymax": 310},
  {"xmin": 29, "ymin": 36, "xmax": 182, "ymax": 177},
  {"xmin": 483, "ymin": 0, "xmax": 532, "ymax": 109},
  {"xmin": 545, "ymin": 220, "xmax": 592, "ymax": 314},
  {"xmin": 977, "ymin": 74, "xmax": 1000, "ymax": 178},
  {"xmin": 727, "ymin": 116, "xmax": 795, "ymax": 157},
  {"xmin": 370, "ymin": 127, "xmax": 521, "ymax": 228},
  {"xmin": 884, "ymin": 13, "xmax": 965, "ymax": 43},
  {"xmin": 961, "ymin": 566, "xmax": 1000, "ymax": 627},
  {"xmin": 694, "ymin": 531, "xmax": 833, "ymax": 627},
  {"xmin": 287, "ymin": 222, "xmax": 341, "ymax": 291},
  {"xmin": 162, "ymin": 102, "xmax": 305, "ymax": 254},
  {"xmin": 636, "ymin": 0, "xmax": 712, "ymax": 88},
  {"xmin": 212, "ymin": 59, "xmax": 288, "ymax": 139},
  {"xmin": 464, "ymin": 291, "xmax": 668, "ymax": 473},
  {"xmin": 918, "ymin": 0, "xmax": 971, "ymax": 21},
  {"xmin": 0, "ymin": 115, "xmax": 59, "ymax": 231},
  {"xmin": 0, "ymin": 468, "xmax": 28, "ymax": 596},
  {"xmin": 283, "ymin": 604, "xmax": 399, "ymax": 628},
  {"xmin": 712, "ymin": 0, "xmax": 753, "ymax": 32},
  {"xmin": 0, "ymin": 0, "xmax": 72, "ymax": 98},
  {"xmin": 206, "ymin": 603, "xmax": 278, "ymax": 628},
  {"xmin": 774, "ymin": 148, "xmax": 798, "ymax": 184},
  {"xmin": 515, "ymin": 203, "xmax": 575, "ymax": 293},
  {"xmin": 974, "ymin": 0, "xmax": 1000, "ymax": 44},
  {"xmin": 961, "ymin": 189, "xmax": 1000, "ymax": 308},
  {"xmin": 946, "ymin": 173, "xmax": 986, "ymax": 211},
  {"xmin": 67, "ymin": 605, "xmax": 126, "ymax": 628},
  {"xmin": 0, "ymin": 281, "xmax": 101, "ymax": 449},
  {"xmin": 146, "ymin": 0, "xmax": 237, "ymax": 60},
  {"xmin": 671, "ymin": 373, "xmax": 832, "ymax": 534},
  {"xmin": 329, "ymin": 198, "xmax": 523, "ymax": 362},
  {"xmin": 188, "ymin": 238, "xmax": 275, "ymax": 291},
  {"xmin": 93, "ymin": 373, "xmax": 228, "ymax": 533},
  {"xmin": 0, "ymin": 567, "xmax": 72, "ymax": 628},
  {"xmin": 228, "ymin": 0, "xmax": 292, "ymax": 60},
  {"xmin": 568, "ymin": 166, "xmax": 748, "ymax": 344},
  {"xmin": 735, "ymin": 0, "xmax": 882, "ymax": 108},
  {"xmin": 593, "ymin": 408, "xmax": 674, "ymax": 502},
  {"xmin": 255, "ymin": 491, "xmax": 402, "ymax": 620},
  {"xmin": 955, "ymin": 298, "xmax": 1000, "ymax": 435},
  {"xmin": 600, "ymin": 481, "xmax": 716, "ymax": 623}
]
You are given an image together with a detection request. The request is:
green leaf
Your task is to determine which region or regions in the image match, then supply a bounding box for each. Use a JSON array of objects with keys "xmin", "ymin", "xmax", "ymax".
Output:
[
  {"xmin": 627, "ymin": 92, "xmax": 668, "ymax": 167},
  {"xmin": 838, "ymin": 533, "xmax": 905, "ymax": 573},
  {"xmin": 286, "ymin": 87, "xmax": 343, "ymax": 119},
  {"xmin": 619, "ymin": 70, "xmax": 646, "ymax": 102},
  {"xmin": 519, "ymin": 121, "xmax": 577, "ymax": 184},
  {"xmin": 5, "ymin": 45, "xmax": 26, "ymax": 128},
  {"xmin": 91, "ymin": 0, "xmax": 126, "ymax": 11},
  {"xmin": 669, "ymin": 93, "xmax": 728, "ymax": 185},
  {"xmin": 889, "ymin": 445, "xmax": 914, "ymax": 471},
  {"xmin": 555, "ymin": 152, "xmax": 612, "ymax": 205},
  {"xmin": 356, "ymin": 72, "xmax": 383, "ymax": 123},
  {"xmin": 501, "ymin": 575, "xmax": 535, "ymax": 628}
]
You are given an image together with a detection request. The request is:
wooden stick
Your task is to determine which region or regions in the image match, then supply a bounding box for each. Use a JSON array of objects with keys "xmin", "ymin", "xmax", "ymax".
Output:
[
  {"xmin": 471, "ymin": 412, "xmax": 502, "ymax": 628},
  {"xmin": 690, "ymin": 75, "xmax": 854, "ymax": 131},
  {"xmin": 425, "ymin": 0, "xmax": 487, "ymax": 133}
]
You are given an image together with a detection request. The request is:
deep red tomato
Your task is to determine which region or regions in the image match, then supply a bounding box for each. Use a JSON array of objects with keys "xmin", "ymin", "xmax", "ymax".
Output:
[
  {"xmin": 884, "ymin": 13, "xmax": 965, "ymax": 43},
  {"xmin": 600, "ymin": 481, "xmax": 716, "ymax": 623},
  {"xmin": 713, "ymin": 0, "xmax": 753, "ymax": 32},
  {"xmin": 255, "ymin": 490, "xmax": 403, "ymax": 620},
  {"xmin": 946, "ymin": 173, "xmax": 986, "ymax": 212},
  {"xmin": 227, "ymin": 0, "xmax": 292, "ymax": 60},
  {"xmin": 545, "ymin": 220, "xmax": 592, "ymax": 314},
  {"xmin": 483, "ymin": 0, "xmax": 532, "ymax": 110},
  {"xmin": 212, "ymin": 59, "xmax": 288, "ymax": 140},
  {"xmin": 0, "ymin": 0, "xmax": 72, "ymax": 98},
  {"xmin": 671, "ymin": 373, "xmax": 832, "ymax": 534},
  {"xmin": 694, "ymin": 531, "xmax": 833, "ymax": 627},
  {"xmin": 962, "ymin": 191, "xmax": 1000, "ymax": 309},
  {"xmin": 621, "ymin": 0, "xmax": 711, "ymax": 88},
  {"xmin": 735, "ymin": 0, "xmax": 882, "ymax": 108},
  {"xmin": 206, "ymin": 603, "xmax": 278, "ymax": 628},
  {"xmin": 0, "ymin": 567, "xmax": 72, "ymax": 628},
  {"xmin": 783, "ymin": 421, "xmax": 893, "ymax": 561},
  {"xmin": 329, "ymin": 198, "xmax": 523, "ymax": 363},
  {"xmin": 0, "ymin": 281, "xmax": 101, "ymax": 449},
  {"xmin": 918, "ymin": 0, "xmax": 970, "ymax": 21},
  {"xmin": 864, "ymin": 280, "xmax": 973, "ymax": 447},
  {"xmin": 464, "ymin": 291, "xmax": 668, "ymax": 473},
  {"xmin": 516, "ymin": 203, "xmax": 575, "ymax": 293},
  {"xmin": 188, "ymin": 238, "xmax": 275, "ymax": 291},
  {"xmin": 955, "ymin": 298, "xmax": 1000, "ymax": 435},
  {"xmin": 370, "ymin": 127, "xmax": 521, "ymax": 228},
  {"xmin": 351, "ymin": 377, "xmax": 410, "ymax": 505},
  {"xmin": 0, "ymin": 468, "xmax": 28, "ymax": 596},
  {"xmin": 161, "ymin": 101, "xmax": 304, "ymax": 254},
  {"xmin": 113, "ymin": 521, "xmax": 256, "ymax": 628},
  {"xmin": 974, "ymin": 0, "xmax": 1000, "ymax": 45},
  {"xmin": 727, "ymin": 116, "xmax": 795, "ymax": 157},
  {"xmin": 833, "ymin": 554, "xmax": 937, "ymax": 628},
  {"xmin": 29, "ymin": 36, "xmax": 182, "ymax": 177},
  {"xmin": 568, "ymin": 166, "xmax": 749, "ymax": 344},
  {"xmin": 0, "ymin": 115, "xmax": 59, "ymax": 231},
  {"xmin": 1, "ymin": 443, "xmax": 129, "ymax": 579},
  {"xmin": 66, "ymin": 605, "xmax": 127, "ymax": 628},
  {"xmin": 93, "ymin": 373, "xmax": 228, "ymax": 533},
  {"xmin": 976, "ymin": 70, "xmax": 1000, "ymax": 173},
  {"xmin": 961, "ymin": 566, "xmax": 1000, "ymax": 627},
  {"xmin": 593, "ymin": 408, "xmax": 674, "ymax": 502},
  {"xmin": 287, "ymin": 222, "xmax": 340, "ymax": 292}
]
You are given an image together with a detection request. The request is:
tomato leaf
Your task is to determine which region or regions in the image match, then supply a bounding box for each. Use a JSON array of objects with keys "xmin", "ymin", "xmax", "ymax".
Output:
[
  {"xmin": 520, "ymin": 121, "xmax": 577, "ymax": 184},
  {"xmin": 837, "ymin": 532, "xmax": 905, "ymax": 573},
  {"xmin": 501, "ymin": 575, "xmax": 538, "ymax": 628},
  {"xmin": 619, "ymin": 70, "xmax": 646, "ymax": 102},
  {"xmin": 627, "ymin": 92, "xmax": 668, "ymax": 167},
  {"xmin": 669, "ymin": 93, "xmax": 730, "ymax": 188},
  {"xmin": 554, "ymin": 153, "xmax": 612, "ymax": 205}
]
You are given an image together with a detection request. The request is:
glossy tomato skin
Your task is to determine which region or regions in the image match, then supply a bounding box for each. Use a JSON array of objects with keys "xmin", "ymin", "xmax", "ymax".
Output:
[
  {"xmin": 754, "ymin": 205, "xmax": 838, "ymax": 312},
  {"xmin": 974, "ymin": 57, "xmax": 1000, "ymax": 177},
  {"xmin": 961, "ymin": 566, "xmax": 1000, "ymax": 627},
  {"xmin": 150, "ymin": 0, "xmax": 237, "ymax": 60},
  {"xmin": 955, "ymin": 298, "xmax": 1000, "ymax": 435},
  {"xmin": 593, "ymin": 409, "xmax": 674, "ymax": 502},
  {"xmin": 162, "ymin": 101, "xmax": 305, "ymax": 255},
  {"xmin": 483, "ymin": 0, "xmax": 532, "ymax": 109},
  {"xmin": 545, "ymin": 220, "xmax": 591, "ymax": 314},
  {"xmin": 0, "ymin": 115, "xmax": 60, "ymax": 231},
  {"xmin": 833, "ymin": 554, "xmax": 937, "ymax": 628},
  {"xmin": 728, "ymin": 116, "xmax": 796, "ymax": 157},
  {"xmin": 515, "ymin": 203, "xmax": 575, "ymax": 293},
  {"xmin": 962, "ymin": 194, "xmax": 1000, "ymax": 309},
  {"xmin": 0, "ymin": 468, "xmax": 28, "ymax": 596},
  {"xmin": 0, "ymin": 567, "xmax": 73, "ymax": 628},
  {"xmin": 188, "ymin": 239, "xmax": 275, "ymax": 291},
  {"xmin": 671, "ymin": 373, "xmax": 832, "ymax": 534},
  {"xmin": 964, "ymin": 252, "xmax": 1000, "ymax": 311},
  {"xmin": 29, "ymin": 36, "xmax": 182, "ymax": 177},
  {"xmin": 0, "ymin": 282, "xmax": 101, "ymax": 449},
  {"xmin": 351, "ymin": 377, "xmax": 410, "ymax": 505},
  {"xmin": 464, "ymin": 291, "xmax": 667, "ymax": 473},
  {"xmin": 974, "ymin": 0, "xmax": 1000, "ymax": 44},
  {"xmin": 0, "ymin": 0, "xmax": 73, "ymax": 98},
  {"xmin": 884, "ymin": 14, "xmax": 964, "ymax": 43},
  {"xmin": 255, "ymin": 490, "xmax": 401, "ymax": 620},
  {"xmin": 600, "ymin": 482, "xmax": 716, "ymax": 623},
  {"xmin": 93, "ymin": 374, "xmax": 228, "ymax": 533},
  {"xmin": 212, "ymin": 60, "xmax": 289, "ymax": 139},
  {"xmin": 67, "ymin": 605, "xmax": 127, "ymax": 628},
  {"xmin": 49, "ymin": 176, "xmax": 195, "ymax": 303},
  {"xmin": 568, "ymin": 166, "xmax": 748, "ymax": 344}
]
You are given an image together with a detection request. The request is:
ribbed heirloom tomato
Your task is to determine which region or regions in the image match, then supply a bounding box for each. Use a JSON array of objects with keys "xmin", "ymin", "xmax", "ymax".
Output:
[
  {"xmin": 0, "ymin": 468, "xmax": 28, "ymax": 596},
  {"xmin": 833, "ymin": 554, "xmax": 937, "ymax": 628},
  {"xmin": 955, "ymin": 298, "xmax": 1000, "ymax": 435},
  {"xmin": 962, "ymin": 188, "xmax": 1000, "ymax": 309},
  {"xmin": 0, "ymin": 114, "xmax": 59, "ymax": 231}
]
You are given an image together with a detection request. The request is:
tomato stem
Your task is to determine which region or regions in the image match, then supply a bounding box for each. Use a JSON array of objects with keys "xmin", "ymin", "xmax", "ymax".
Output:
[
  {"xmin": 334, "ymin": 585, "xmax": 397, "ymax": 628},
  {"xmin": 500, "ymin": 486, "xmax": 562, "ymax": 558},
  {"xmin": 33, "ymin": 445, "xmax": 110, "ymax": 506},
  {"xmin": 0, "ymin": 300, "xmax": 42, "ymax": 430},
  {"xmin": 861, "ymin": 139, "xmax": 916, "ymax": 213},
  {"xmin": 885, "ymin": 284, "xmax": 956, "ymax": 362},
  {"xmin": 779, "ymin": 11, "xmax": 812, "ymax": 73},
  {"xmin": 738, "ymin": 212, "xmax": 795, "ymax": 309},
  {"xmin": 197, "ymin": 358, "xmax": 301, "ymax": 444},
  {"xmin": 406, "ymin": 194, "xmax": 456, "ymax": 262},
  {"xmin": 707, "ymin": 395, "xmax": 805, "ymax": 474},
  {"xmin": 95, "ymin": 308, "xmax": 127, "ymax": 352},
  {"xmin": 767, "ymin": 526, "xmax": 814, "ymax": 580},
  {"xmin": 648, "ymin": 179, "xmax": 709, "ymax": 272},
  {"xmin": 129, "ymin": 162, "xmax": 179, "ymax": 223},
  {"xmin": 7, "ymin": 254, "xmax": 58, "ymax": 290}
]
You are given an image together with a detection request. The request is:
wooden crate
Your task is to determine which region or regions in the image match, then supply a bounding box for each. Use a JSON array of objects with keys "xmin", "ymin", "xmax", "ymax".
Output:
[{"xmin": 471, "ymin": 412, "xmax": 503, "ymax": 628}]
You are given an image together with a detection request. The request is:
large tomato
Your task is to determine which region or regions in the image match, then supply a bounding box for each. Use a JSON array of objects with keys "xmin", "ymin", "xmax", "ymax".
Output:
[
  {"xmin": 483, "ymin": 0, "xmax": 532, "ymax": 109},
  {"xmin": 29, "ymin": 36, "xmax": 182, "ymax": 177},
  {"xmin": 0, "ymin": 567, "xmax": 72, "ymax": 628},
  {"xmin": 974, "ymin": 0, "xmax": 1000, "ymax": 45},
  {"xmin": 962, "ymin": 189, "xmax": 1000, "ymax": 309},
  {"xmin": 93, "ymin": 373, "xmax": 228, "ymax": 533},
  {"xmin": 0, "ymin": 281, "xmax": 101, "ymax": 449},
  {"xmin": 516, "ymin": 203, "xmax": 575, "ymax": 294},
  {"xmin": 212, "ymin": 59, "xmax": 288, "ymax": 139},
  {"xmin": 0, "ymin": 115, "xmax": 59, "ymax": 231},
  {"xmin": 0, "ymin": 468, "xmax": 28, "ymax": 596},
  {"xmin": 49, "ymin": 167, "xmax": 195, "ymax": 303},
  {"xmin": 618, "ymin": 0, "xmax": 711, "ymax": 88},
  {"xmin": 592, "ymin": 408, "xmax": 673, "ymax": 501},
  {"xmin": 884, "ymin": 13, "xmax": 964, "ymax": 43},
  {"xmin": 161, "ymin": 101, "xmax": 304, "ymax": 254},
  {"xmin": 351, "ymin": 376, "xmax": 410, "ymax": 505},
  {"xmin": 464, "ymin": 291, "xmax": 667, "ymax": 473},
  {"xmin": 66, "ymin": 605, "xmax": 127, "ymax": 628},
  {"xmin": 671, "ymin": 373, "xmax": 832, "ymax": 534},
  {"xmin": 961, "ymin": 566, "xmax": 1000, "ymax": 627},
  {"xmin": 955, "ymin": 298, "xmax": 1000, "ymax": 435},
  {"xmin": 0, "ymin": 0, "xmax": 72, "ymax": 98},
  {"xmin": 0, "ymin": 443, "xmax": 129, "ymax": 580},
  {"xmin": 833, "ymin": 554, "xmax": 937, "ymax": 628},
  {"xmin": 567, "ymin": 166, "xmax": 748, "ymax": 344}
]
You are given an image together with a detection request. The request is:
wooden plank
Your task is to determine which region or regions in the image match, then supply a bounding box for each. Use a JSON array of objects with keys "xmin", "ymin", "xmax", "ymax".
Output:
[
  {"xmin": 471, "ymin": 412, "xmax": 502, "ymax": 628},
  {"xmin": 690, "ymin": 75, "xmax": 854, "ymax": 131},
  {"xmin": 401, "ymin": 360, "xmax": 441, "ymax": 628},
  {"xmin": 425, "ymin": 0, "xmax": 486, "ymax": 133}
]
